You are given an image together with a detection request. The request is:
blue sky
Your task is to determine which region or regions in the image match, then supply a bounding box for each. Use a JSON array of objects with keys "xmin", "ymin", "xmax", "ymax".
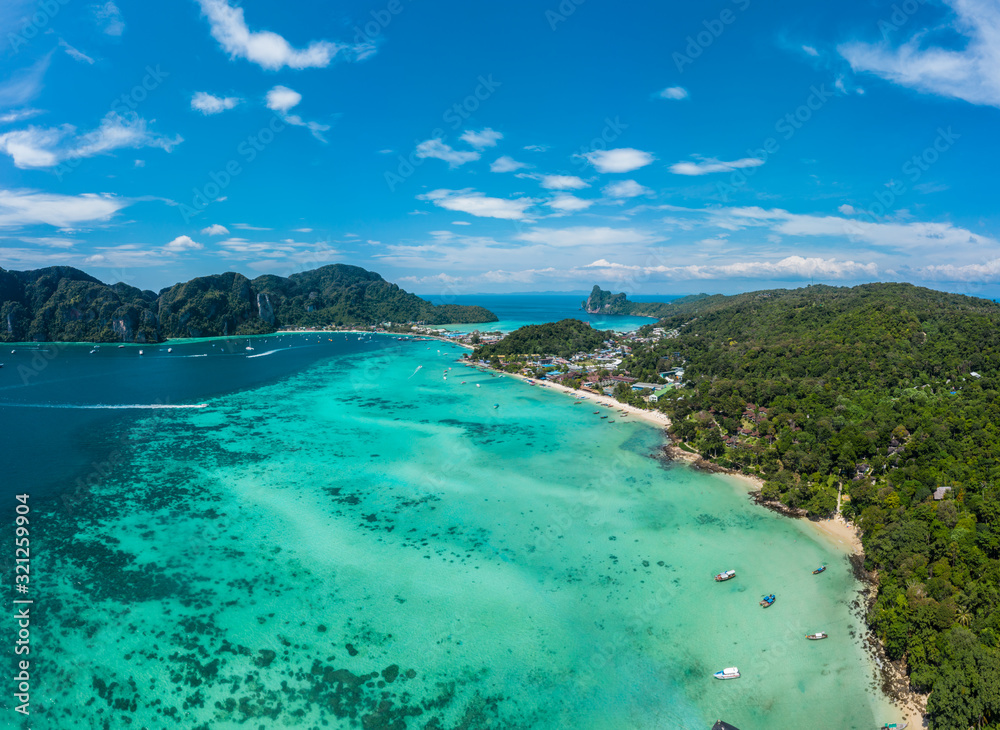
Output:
[{"xmin": 1, "ymin": 0, "xmax": 999, "ymax": 297}]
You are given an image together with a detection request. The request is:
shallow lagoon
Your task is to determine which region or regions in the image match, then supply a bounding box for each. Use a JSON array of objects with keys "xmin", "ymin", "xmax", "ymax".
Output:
[{"xmin": 13, "ymin": 337, "xmax": 892, "ymax": 728}]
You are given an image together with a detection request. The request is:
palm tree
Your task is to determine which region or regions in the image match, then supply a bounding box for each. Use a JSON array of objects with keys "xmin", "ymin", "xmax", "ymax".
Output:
[{"xmin": 956, "ymin": 606, "xmax": 973, "ymax": 627}]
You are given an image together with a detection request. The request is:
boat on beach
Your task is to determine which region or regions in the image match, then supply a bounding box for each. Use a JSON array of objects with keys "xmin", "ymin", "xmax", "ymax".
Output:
[
  {"xmin": 714, "ymin": 570, "xmax": 736, "ymax": 582},
  {"xmin": 806, "ymin": 632, "xmax": 828, "ymax": 640},
  {"xmin": 760, "ymin": 594, "xmax": 775, "ymax": 608},
  {"xmin": 713, "ymin": 667, "xmax": 740, "ymax": 680}
]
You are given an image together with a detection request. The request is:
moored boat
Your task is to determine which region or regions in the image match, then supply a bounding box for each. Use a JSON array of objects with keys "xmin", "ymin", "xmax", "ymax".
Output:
[
  {"xmin": 806, "ymin": 632, "xmax": 828, "ymax": 640},
  {"xmin": 760, "ymin": 594, "xmax": 775, "ymax": 607},
  {"xmin": 714, "ymin": 570, "xmax": 736, "ymax": 582},
  {"xmin": 713, "ymin": 667, "xmax": 740, "ymax": 680},
  {"xmin": 813, "ymin": 565, "xmax": 827, "ymax": 574},
  {"xmin": 712, "ymin": 722, "xmax": 741, "ymax": 730}
]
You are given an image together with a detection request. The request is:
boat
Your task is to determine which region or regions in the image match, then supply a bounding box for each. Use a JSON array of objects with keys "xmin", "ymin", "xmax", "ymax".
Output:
[
  {"xmin": 245, "ymin": 346, "xmax": 254, "ymax": 351},
  {"xmin": 714, "ymin": 570, "xmax": 736, "ymax": 582},
  {"xmin": 806, "ymin": 632, "xmax": 828, "ymax": 640},
  {"xmin": 493, "ymin": 404, "xmax": 499, "ymax": 409},
  {"xmin": 813, "ymin": 565, "xmax": 827, "ymax": 574},
  {"xmin": 600, "ymin": 415, "xmax": 608, "ymax": 419},
  {"xmin": 608, "ymin": 419, "xmax": 615, "ymax": 423},
  {"xmin": 89, "ymin": 348, "xmax": 97, "ymax": 354},
  {"xmin": 167, "ymin": 347, "xmax": 172, "ymax": 353},
  {"xmin": 760, "ymin": 594, "xmax": 775, "ymax": 608},
  {"xmin": 713, "ymin": 667, "xmax": 740, "ymax": 680},
  {"xmin": 138, "ymin": 350, "xmax": 143, "ymax": 355},
  {"xmin": 118, "ymin": 345, "xmax": 125, "ymax": 348},
  {"xmin": 476, "ymin": 384, "xmax": 481, "ymax": 388},
  {"xmin": 593, "ymin": 411, "xmax": 600, "ymax": 415},
  {"xmin": 712, "ymin": 722, "xmax": 741, "ymax": 730}
]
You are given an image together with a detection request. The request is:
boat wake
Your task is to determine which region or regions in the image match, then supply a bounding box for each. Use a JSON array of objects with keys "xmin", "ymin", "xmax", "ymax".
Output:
[
  {"xmin": 0, "ymin": 403, "xmax": 209, "ymax": 410},
  {"xmin": 246, "ymin": 349, "xmax": 284, "ymax": 359}
]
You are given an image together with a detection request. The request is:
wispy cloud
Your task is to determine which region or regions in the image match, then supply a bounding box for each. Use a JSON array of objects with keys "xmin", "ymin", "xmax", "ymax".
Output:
[
  {"xmin": 415, "ymin": 139, "xmax": 479, "ymax": 167},
  {"xmin": 0, "ymin": 189, "xmax": 128, "ymax": 229},
  {"xmin": 196, "ymin": 0, "xmax": 364, "ymax": 70},
  {"xmin": 91, "ymin": 1, "xmax": 125, "ymax": 36},
  {"xmin": 538, "ymin": 174, "xmax": 588, "ymax": 190},
  {"xmin": 517, "ymin": 226, "xmax": 660, "ymax": 247},
  {"xmin": 546, "ymin": 195, "xmax": 593, "ymax": 212},
  {"xmin": 0, "ymin": 55, "xmax": 51, "ymax": 108},
  {"xmin": 840, "ymin": 0, "xmax": 1000, "ymax": 107},
  {"xmin": 669, "ymin": 157, "xmax": 764, "ymax": 175},
  {"xmin": 59, "ymin": 39, "xmax": 95, "ymax": 64},
  {"xmin": 191, "ymin": 92, "xmax": 242, "ymax": 115},
  {"xmin": 0, "ymin": 112, "xmax": 182, "ymax": 169},
  {"xmin": 603, "ymin": 180, "xmax": 652, "ymax": 198},
  {"xmin": 265, "ymin": 86, "xmax": 330, "ymax": 141}
]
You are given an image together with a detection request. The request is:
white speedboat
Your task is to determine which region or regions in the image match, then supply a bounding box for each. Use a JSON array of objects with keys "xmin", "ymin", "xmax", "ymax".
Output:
[{"xmin": 713, "ymin": 667, "xmax": 740, "ymax": 680}]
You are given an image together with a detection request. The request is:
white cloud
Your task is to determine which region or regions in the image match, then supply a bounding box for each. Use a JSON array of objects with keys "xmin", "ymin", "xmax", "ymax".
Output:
[
  {"xmin": 265, "ymin": 85, "xmax": 301, "ymax": 113},
  {"xmin": 452, "ymin": 221, "xmax": 471, "ymax": 225},
  {"xmin": 919, "ymin": 259, "xmax": 1000, "ymax": 282},
  {"xmin": 603, "ymin": 180, "xmax": 652, "ymax": 198},
  {"xmin": 92, "ymin": 1, "xmax": 124, "ymax": 36},
  {"xmin": 490, "ymin": 155, "xmax": 528, "ymax": 172},
  {"xmin": 523, "ymin": 144, "xmax": 548, "ymax": 152},
  {"xmin": 293, "ymin": 227, "xmax": 313, "ymax": 232},
  {"xmin": 0, "ymin": 56, "xmax": 50, "ymax": 108},
  {"xmin": 546, "ymin": 195, "xmax": 594, "ymax": 213},
  {"xmin": 196, "ymin": 0, "xmax": 359, "ymax": 70},
  {"xmin": 587, "ymin": 255, "xmax": 879, "ymax": 280},
  {"xmin": 0, "ymin": 189, "xmax": 127, "ymax": 229},
  {"xmin": 59, "ymin": 40, "xmax": 94, "ymax": 64},
  {"xmin": 191, "ymin": 92, "xmax": 242, "ymax": 115},
  {"xmin": 582, "ymin": 148, "xmax": 655, "ymax": 173},
  {"xmin": 0, "ymin": 109, "xmax": 42, "ymax": 125},
  {"xmin": 0, "ymin": 112, "xmax": 181, "ymax": 169},
  {"xmin": 838, "ymin": 204, "xmax": 856, "ymax": 215},
  {"xmin": 201, "ymin": 224, "xmax": 229, "ymax": 236},
  {"xmin": 460, "ymin": 128, "xmax": 502, "ymax": 149},
  {"xmin": 232, "ymin": 223, "xmax": 271, "ymax": 231},
  {"xmin": 164, "ymin": 235, "xmax": 203, "ymax": 252},
  {"xmin": 669, "ymin": 157, "xmax": 765, "ymax": 176},
  {"xmin": 802, "ymin": 45, "xmax": 819, "ymax": 57},
  {"xmin": 839, "ymin": 0, "xmax": 1000, "ymax": 107},
  {"xmin": 265, "ymin": 86, "xmax": 330, "ymax": 141},
  {"xmin": 516, "ymin": 226, "xmax": 660, "ymax": 248},
  {"xmin": 658, "ymin": 86, "xmax": 689, "ymax": 100},
  {"xmin": 415, "ymin": 139, "xmax": 480, "ymax": 168},
  {"xmin": 539, "ymin": 174, "xmax": 588, "ymax": 190},
  {"xmin": 419, "ymin": 189, "xmax": 534, "ymax": 220}
]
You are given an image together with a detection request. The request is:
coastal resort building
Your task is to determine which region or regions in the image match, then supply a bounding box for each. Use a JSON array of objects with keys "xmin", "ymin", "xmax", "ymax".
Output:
[{"xmin": 933, "ymin": 486, "xmax": 953, "ymax": 500}]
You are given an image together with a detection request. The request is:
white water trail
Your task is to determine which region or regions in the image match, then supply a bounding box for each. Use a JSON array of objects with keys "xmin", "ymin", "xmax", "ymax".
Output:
[
  {"xmin": 246, "ymin": 349, "xmax": 284, "ymax": 359},
  {"xmin": 0, "ymin": 403, "xmax": 209, "ymax": 410}
]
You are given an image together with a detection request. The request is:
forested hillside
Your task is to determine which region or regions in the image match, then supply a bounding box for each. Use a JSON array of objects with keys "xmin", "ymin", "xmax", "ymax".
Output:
[
  {"xmin": 0, "ymin": 264, "xmax": 497, "ymax": 342},
  {"xmin": 475, "ymin": 318, "xmax": 610, "ymax": 359},
  {"xmin": 625, "ymin": 283, "xmax": 1000, "ymax": 728}
]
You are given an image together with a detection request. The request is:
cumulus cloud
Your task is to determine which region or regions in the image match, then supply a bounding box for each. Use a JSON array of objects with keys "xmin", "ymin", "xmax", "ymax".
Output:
[
  {"xmin": 586, "ymin": 255, "xmax": 879, "ymax": 280},
  {"xmin": 265, "ymin": 85, "xmax": 301, "ymax": 113},
  {"xmin": 658, "ymin": 86, "xmax": 689, "ymax": 100},
  {"xmin": 460, "ymin": 128, "xmax": 502, "ymax": 149},
  {"xmin": 419, "ymin": 189, "xmax": 534, "ymax": 220},
  {"xmin": 538, "ymin": 174, "xmax": 588, "ymax": 190},
  {"xmin": 0, "ymin": 189, "xmax": 127, "ymax": 229},
  {"xmin": 191, "ymin": 92, "xmax": 242, "ymax": 115},
  {"xmin": 196, "ymin": 0, "xmax": 360, "ymax": 70},
  {"xmin": 546, "ymin": 195, "xmax": 594, "ymax": 213},
  {"xmin": 490, "ymin": 155, "xmax": 528, "ymax": 172},
  {"xmin": 839, "ymin": 0, "xmax": 1000, "ymax": 108},
  {"xmin": 415, "ymin": 139, "xmax": 480, "ymax": 168},
  {"xmin": 164, "ymin": 235, "xmax": 204, "ymax": 252},
  {"xmin": 603, "ymin": 180, "xmax": 652, "ymax": 198},
  {"xmin": 0, "ymin": 112, "xmax": 182, "ymax": 169},
  {"xmin": 582, "ymin": 148, "xmax": 655, "ymax": 173},
  {"xmin": 201, "ymin": 224, "xmax": 229, "ymax": 236},
  {"xmin": 669, "ymin": 157, "xmax": 765, "ymax": 175}
]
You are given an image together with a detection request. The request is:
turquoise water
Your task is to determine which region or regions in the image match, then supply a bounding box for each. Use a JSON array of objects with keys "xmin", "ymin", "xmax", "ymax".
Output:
[
  {"xmin": 12, "ymin": 337, "xmax": 894, "ymax": 728},
  {"xmin": 425, "ymin": 294, "xmax": 664, "ymax": 333}
]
